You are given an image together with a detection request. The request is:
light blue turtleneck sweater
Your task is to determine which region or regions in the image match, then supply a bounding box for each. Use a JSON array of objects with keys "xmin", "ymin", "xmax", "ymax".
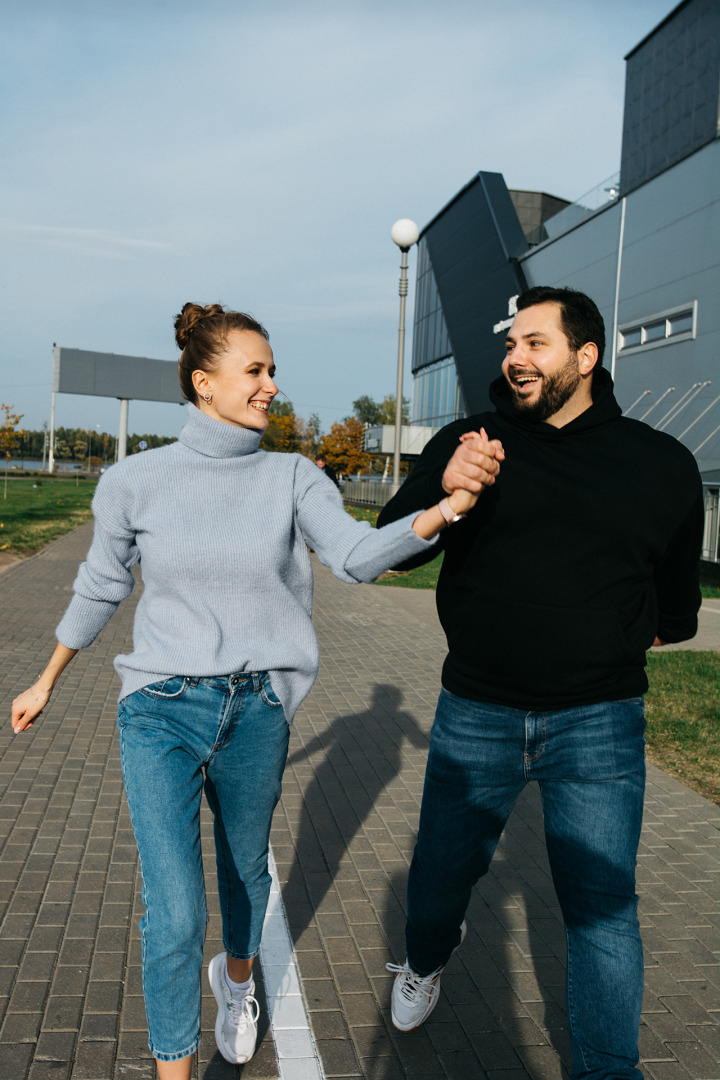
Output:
[{"xmin": 56, "ymin": 404, "xmax": 436, "ymax": 721}]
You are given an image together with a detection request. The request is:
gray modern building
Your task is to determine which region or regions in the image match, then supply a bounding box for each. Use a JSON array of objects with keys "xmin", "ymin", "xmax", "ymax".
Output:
[{"xmin": 410, "ymin": 0, "xmax": 720, "ymax": 485}]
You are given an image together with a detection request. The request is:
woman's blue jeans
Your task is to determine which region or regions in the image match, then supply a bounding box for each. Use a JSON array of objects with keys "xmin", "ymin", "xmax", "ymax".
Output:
[
  {"xmin": 407, "ymin": 688, "xmax": 646, "ymax": 1080},
  {"xmin": 117, "ymin": 672, "xmax": 289, "ymax": 1062}
]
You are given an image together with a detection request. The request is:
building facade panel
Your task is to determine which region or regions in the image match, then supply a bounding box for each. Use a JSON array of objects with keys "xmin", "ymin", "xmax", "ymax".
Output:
[
  {"xmin": 419, "ymin": 172, "xmax": 527, "ymax": 416},
  {"xmin": 520, "ymin": 205, "xmax": 621, "ymax": 339},
  {"xmin": 620, "ymin": 0, "xmax": 720, "ymax": 193}
]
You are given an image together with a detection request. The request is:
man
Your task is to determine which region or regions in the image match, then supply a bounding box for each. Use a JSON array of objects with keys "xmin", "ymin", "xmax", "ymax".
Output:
[
  {"xmin": 315, "ymin": 453, "xmax": 340, "ymax": 487},
  {"xmin": 378, "ymin": 286, "xmax": 703, "ymax": 1080}
]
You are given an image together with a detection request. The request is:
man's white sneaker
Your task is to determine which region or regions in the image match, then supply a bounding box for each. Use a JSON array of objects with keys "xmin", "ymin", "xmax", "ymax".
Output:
[
  {"xmin": 208, "ymin": 953, "xmax": 260, "ymax": 1064},
  {"xmin": 386, "ymin": 921, "xmax": 466, "ymax": 1032}
]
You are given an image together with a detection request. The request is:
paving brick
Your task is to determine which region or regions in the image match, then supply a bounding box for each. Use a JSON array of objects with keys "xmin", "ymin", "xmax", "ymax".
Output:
[
  {"xmin": 0, "ymin": 1042, "xmax": 35, "ymax": 1077},
  {"xmin": 72, "ymin": 1040, "xmax": 117, "ymax": 1079},
  {"xmin": 42, "ymin": 995, "xmax": 84, "ymax": 1031},
  {"xmin": 658, "ymin": 994, "xmax": 716, "ymax": 1025},
  {"xmin": 314, "ymin": 1038, "xmax": 361, "ymax": 1076},
  {"xmin": 1, "ymin": 1009, "xmax": 42, "ymax": 1041},
  {"xmin": 664, "ymin": 1040, "xmax": 720, "ymax": 1077},
  {"xmin": 34, "ymin": 1029, "xmax": 77, "ymax": 1060},
  {"xmin": 28, "ymin": 1061, "xmax": 73, "ymax": 1080}
]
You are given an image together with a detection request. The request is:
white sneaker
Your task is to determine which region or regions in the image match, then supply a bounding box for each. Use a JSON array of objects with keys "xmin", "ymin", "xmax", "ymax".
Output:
[
  {"xmin": 387, "ymin": 921, "xmax": 466, "ymax": 1032},
  {"xmin": 208, "ymin": 953, "xmax": 260, "ymax": 1064}
]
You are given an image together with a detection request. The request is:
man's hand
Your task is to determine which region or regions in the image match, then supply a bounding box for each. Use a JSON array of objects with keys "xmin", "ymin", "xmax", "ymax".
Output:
[
  {"xmin": 442, "ymin": 428, "xmax": 505, "ymax": 495},
  {"xmin": 652, "ymin": 637, "xmax": 668, "ymax": 647}
]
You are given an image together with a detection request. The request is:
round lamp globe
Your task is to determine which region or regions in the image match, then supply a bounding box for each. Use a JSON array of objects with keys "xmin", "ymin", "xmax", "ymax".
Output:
[{"xmin": 391, "ymin": 219, "xmax": 419, "ymax": 250}]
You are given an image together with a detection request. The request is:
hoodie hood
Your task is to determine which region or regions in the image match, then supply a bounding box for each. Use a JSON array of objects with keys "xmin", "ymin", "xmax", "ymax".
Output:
[{"xmin": 489, "ymin": 366, "xmax": 622, "ymax": 437}]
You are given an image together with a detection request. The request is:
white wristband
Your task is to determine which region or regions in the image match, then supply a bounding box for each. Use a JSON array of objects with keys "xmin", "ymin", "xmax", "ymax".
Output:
[{"xmin": 438, "ymin": 497, "xmax": 466, "ymax": 524}]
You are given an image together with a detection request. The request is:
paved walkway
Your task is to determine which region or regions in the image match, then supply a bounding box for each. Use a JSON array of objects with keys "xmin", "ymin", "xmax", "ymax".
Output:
[{"xmin": 0, "ymin": 525, "xmax": 718, "ymax": 1080}]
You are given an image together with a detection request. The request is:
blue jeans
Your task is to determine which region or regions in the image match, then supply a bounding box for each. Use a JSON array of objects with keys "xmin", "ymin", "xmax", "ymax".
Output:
[
  {"xmin": 407, "ymin": 688, "xmax": 646, "ymax": 1080},
  {"xmin": 117, "ymin": 672, "xmax": 289, "ymax": 1062}
]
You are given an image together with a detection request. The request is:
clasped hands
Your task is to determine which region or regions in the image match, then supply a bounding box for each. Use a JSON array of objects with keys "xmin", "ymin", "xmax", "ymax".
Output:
[{"xmin": 442, "ymin": 427, "xmax": 505, "ymax": 515}]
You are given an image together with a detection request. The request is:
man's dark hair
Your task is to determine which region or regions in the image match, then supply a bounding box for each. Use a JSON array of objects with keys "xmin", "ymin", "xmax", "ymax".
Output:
[
  {"xmin": 315, "ymin": 454, "xmax": 326, "ymax": 464},
  {"xmin": 516, "ymin": 286, "xmax": 605, "ymax": 366}
]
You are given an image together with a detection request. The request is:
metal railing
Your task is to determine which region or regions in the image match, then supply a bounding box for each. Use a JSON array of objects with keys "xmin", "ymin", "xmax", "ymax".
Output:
[
  {"xmin": 342, "ymin": 479, "xmax": 396, "ymax": 507},
  {"xmin": 702, "ymin": 483, "xmax": 719, "ymax": 563}
]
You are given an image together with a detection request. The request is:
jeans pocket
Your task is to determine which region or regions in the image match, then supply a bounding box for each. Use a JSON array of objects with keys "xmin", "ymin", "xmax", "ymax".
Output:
[
  {"xmin": 138, "ymin": 677, "xmax": 190, "ymax": 700},
  {"xmin": 259, "ymin": 674, "xmax": 283, "ymax": 708}
]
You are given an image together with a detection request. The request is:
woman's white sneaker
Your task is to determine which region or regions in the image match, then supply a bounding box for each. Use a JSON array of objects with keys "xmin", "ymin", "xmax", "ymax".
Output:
[{"xmin": 208, "ymin": 953, "xmax": 260, "ymax": 1064}]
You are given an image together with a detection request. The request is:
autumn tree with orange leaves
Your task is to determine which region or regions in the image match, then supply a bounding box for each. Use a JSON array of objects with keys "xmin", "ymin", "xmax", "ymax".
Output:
[
  {"xmin": 1, "ymin": 404, "xmax": 25, "ymax": 499},
  {"xmin": 318, "ymin": 417, "xmax": 371, "ymax": 478},
  {"xmin": 261, "ymin": 401, "xmax": 322, "ymax": 457}
]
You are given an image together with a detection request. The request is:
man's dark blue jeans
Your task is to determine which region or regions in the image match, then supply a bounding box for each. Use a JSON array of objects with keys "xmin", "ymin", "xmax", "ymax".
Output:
[{"xmin": 406, "ymin": 687, "xmax": 646, "ymax": 1080}]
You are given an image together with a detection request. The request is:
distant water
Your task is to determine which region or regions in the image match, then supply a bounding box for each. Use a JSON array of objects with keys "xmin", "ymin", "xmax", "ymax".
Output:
[{"xmin": 5, "ymin": 459, "xmax": 91, "ymax": 472}]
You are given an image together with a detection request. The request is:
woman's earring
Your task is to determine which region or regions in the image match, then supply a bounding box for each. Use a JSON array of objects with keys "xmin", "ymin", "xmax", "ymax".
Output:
[{"xmin": 203, "ymin": 392, "xmax": 213, "ymax": 404}]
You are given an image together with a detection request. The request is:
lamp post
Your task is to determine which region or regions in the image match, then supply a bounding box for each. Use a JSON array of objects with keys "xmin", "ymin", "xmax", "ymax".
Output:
[{"xmin": 390, "ymin": 218, "xmax": 419, "ymax": 494}]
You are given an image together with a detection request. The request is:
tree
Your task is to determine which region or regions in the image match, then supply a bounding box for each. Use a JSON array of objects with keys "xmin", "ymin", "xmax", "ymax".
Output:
[
  {"xmin": 352, "ymin": 395, "xmax": 382, "ymax": 426},
  {"xmin": 299, "ymin": 413, "xmax": 322, "ymax": 459},
  {"xmin": 319, "ymin": 417, "xmax": 371, "ymax": 478},
  {"xmin": 377, "ymin": 394, "xmax": 410, "ymax": 426},
  {"xmin": 0, "ymin": 404, "xmax": 25, "ymax": 499},
  {"xmin": 73, "ymin": 436, "xmax": 88, "ymax": 462},
  {"xmin": 351, "ymin": 394, "xmax": 409, "ymax": 426},
  {"xmin": 262, "ymin": 400, "xmax": 303, "ymax": 454}
]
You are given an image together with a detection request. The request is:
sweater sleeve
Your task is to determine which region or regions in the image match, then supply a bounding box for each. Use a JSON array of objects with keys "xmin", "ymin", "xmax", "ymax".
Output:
[
  {"xmin": 56, "ymin": 469, "xmax": 139, "ymax": 649},
  {"xmin": 293, "ymin": 458, "xmax": 438, "ymax": 584},
  {"xmin": 654, "ymin": 482, "xmax": 704, "ymax": 644}
]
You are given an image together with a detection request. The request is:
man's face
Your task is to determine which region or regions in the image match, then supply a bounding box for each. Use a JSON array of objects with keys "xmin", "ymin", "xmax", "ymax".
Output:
[{"xmin": 502, "ymin": 302, "xmax": 584, "ymax": 422}]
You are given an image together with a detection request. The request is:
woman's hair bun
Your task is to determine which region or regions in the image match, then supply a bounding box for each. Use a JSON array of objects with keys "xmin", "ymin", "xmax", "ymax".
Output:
[
  {"xmin": 174, "ymin": 302, "xmax": 225, "ymax": 350},
  {"xmin": 174, "ymin": 302, "xmax": 270, "ymax": 404}
]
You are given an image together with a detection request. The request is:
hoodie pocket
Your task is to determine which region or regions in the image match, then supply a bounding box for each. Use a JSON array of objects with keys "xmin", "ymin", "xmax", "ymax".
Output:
[{"xmin": 439, "ymin": 586, "xmax": 638, "ymax": 699}]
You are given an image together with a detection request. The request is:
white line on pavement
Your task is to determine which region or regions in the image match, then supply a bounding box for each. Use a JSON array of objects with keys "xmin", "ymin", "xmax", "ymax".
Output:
[{"xmin": 260, "ymin": 846, "xmax": 325, "ymax": 1080}]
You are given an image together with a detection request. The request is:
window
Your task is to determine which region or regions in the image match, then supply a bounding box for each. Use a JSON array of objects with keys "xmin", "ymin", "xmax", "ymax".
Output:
[
  {"xmin": 618, "ymin": 302, "xmax": 697, "ymax": 356},
  {"xmin": 411, "ymin": 356, "xmax": 466, "ymax": 428}
]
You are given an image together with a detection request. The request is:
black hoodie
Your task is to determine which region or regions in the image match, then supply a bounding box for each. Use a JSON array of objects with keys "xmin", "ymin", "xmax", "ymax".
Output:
[{"xmin": 377, "ymin": 369, "xmax": 703, "ymax": 710}]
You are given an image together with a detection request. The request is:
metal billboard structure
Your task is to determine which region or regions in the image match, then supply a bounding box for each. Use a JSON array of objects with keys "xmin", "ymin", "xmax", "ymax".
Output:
[{"xmin": 50, "ymin": 346, "xmax": 185, "ymax": 470}]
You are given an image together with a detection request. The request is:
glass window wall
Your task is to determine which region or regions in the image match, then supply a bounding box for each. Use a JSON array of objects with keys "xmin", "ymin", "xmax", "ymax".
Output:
[
  {"xmin": 411, "ymin": 356, "xmax": 466, "ymax": 428},
  {"xmin": 412, "ymin": 238, "xmax": 453, "ymax": 374}
]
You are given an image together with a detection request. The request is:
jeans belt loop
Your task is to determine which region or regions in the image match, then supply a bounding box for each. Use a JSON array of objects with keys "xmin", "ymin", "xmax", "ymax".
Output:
[{"xmin": 251, "ymin": 672, "xmax": 261, "ymax": 695}]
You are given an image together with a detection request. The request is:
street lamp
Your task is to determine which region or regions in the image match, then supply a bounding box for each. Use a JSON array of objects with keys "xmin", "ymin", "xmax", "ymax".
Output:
[{"xmin": 390, "ymin": 218, "xmax": 419, "ymax": 493}]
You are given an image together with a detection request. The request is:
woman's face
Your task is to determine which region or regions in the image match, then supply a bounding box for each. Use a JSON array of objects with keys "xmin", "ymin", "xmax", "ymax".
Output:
[{"xmin": 194, "ymin": 329, "xmax": 278, "ymax": 430}]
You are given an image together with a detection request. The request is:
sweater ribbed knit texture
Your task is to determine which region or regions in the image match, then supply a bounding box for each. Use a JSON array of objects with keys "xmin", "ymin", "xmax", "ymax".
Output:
[{"xmin": 56, "ymin": 404, "xmax": 435, "ymax": 721}]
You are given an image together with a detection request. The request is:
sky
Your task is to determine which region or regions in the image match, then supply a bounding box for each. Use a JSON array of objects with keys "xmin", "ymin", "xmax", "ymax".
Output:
[{"xmin": 1, "ymin": 0, "xmax": 676, "ymax": 442}]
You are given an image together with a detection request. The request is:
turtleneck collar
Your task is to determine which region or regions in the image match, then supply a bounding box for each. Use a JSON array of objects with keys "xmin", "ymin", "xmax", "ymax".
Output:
[{"xmin": 178, "ymin": 402, "xmax": 264, "ymax": 458}]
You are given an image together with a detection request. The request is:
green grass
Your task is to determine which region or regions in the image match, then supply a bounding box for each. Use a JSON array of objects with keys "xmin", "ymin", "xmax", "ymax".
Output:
[
  {"xmin": 0, "ymin": 477, "xmax": 98, "ymax": 554},
  {"xmin": 701, "ymin": 585, "xmax": 720, "ymax": 598},
  {"xmin": 645, "ymin": 650, "xmax": 720, "ymax": 805}
]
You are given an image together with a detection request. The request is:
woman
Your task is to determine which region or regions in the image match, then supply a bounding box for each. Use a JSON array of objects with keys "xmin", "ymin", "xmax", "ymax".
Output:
[{"xmin": 12, "ymin": 303, "xmax": 503, "ymax": 1080}]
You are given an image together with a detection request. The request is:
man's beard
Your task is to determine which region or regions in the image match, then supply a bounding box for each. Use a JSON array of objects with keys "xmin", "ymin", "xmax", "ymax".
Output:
[{"xmin": 507, "ymin": 353, "xmax": 581, "ymax": 422}]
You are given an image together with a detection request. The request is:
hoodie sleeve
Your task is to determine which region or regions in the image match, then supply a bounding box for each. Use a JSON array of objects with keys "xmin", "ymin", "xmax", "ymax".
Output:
[{"xmin": 653, "ymin": 481, "xmax": 704, "ymax": 644}]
